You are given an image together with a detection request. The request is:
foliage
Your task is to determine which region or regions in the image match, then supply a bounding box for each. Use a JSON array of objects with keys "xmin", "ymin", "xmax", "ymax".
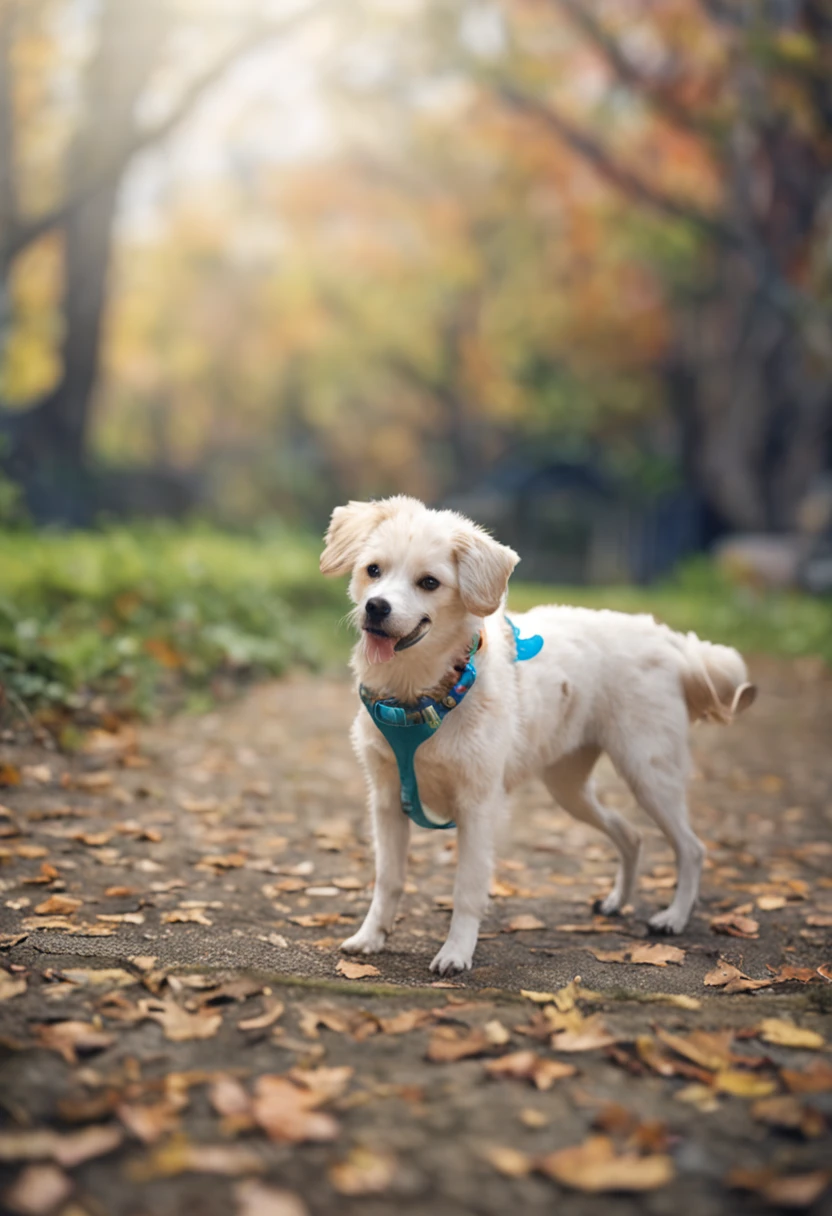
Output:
[
  {"xmin": 0, "ymin": 525, "xmax": 827, "ymax": 727},
  {"xmin": 0, "ymin": 523, "xmax": 344, "ymax": 721}
]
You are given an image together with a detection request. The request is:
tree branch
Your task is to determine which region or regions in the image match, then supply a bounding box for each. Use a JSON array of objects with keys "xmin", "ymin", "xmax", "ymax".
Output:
[
  {"xmin": 549, "ymin": 0, "xmax": 722, "ymax": 142},
  {"xmin": 498, "ymin": 84, "xmax": 738, "ymax": 246},
  {"xmin": 0, "ymin": 1, "xmax": 329, "ymax": 268}
]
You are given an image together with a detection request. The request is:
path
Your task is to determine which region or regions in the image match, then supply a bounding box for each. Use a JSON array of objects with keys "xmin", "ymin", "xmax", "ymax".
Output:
[{"xmin": 0, "ymin": 658, "xmax": 830, "ymax": 1215}]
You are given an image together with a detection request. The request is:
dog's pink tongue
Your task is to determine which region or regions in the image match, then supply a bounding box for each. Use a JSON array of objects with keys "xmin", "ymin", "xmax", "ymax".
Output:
[{"xmin": 365, "ymin": 632, "xmax": 397, "ymax": 664}]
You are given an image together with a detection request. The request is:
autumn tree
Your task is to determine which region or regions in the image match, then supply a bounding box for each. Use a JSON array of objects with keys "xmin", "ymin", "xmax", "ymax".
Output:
[{"xmin": 494, "ymin": 0, "xmax": 832, "ymax": 530}]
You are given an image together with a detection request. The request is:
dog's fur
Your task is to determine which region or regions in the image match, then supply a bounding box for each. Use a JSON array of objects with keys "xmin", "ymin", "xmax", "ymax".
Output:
[{"xmin": 321, "ymin": 496, "xmax": 756, "ymax": 975}]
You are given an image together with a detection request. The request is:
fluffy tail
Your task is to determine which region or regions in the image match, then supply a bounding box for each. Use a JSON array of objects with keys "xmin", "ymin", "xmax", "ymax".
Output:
[{"xmin": 674, "ymin": 632, "xmax": 757, "ymax": 724}]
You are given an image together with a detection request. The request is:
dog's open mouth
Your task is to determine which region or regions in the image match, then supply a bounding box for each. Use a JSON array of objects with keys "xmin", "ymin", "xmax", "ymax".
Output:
[{"xmin": 363, "ymin": 617, "xmax": 431, "ymax": 665}]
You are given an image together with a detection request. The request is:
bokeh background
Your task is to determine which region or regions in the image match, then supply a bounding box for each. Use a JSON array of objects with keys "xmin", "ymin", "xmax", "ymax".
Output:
[{"xmin": 0, "ymin": 0, "xmax": 831, "ymax": 723}]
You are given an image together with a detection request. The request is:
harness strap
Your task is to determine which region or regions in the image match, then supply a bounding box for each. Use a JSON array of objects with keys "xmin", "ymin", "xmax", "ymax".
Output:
[{"xmin": 361, "ymin": 617, "xmax": 543, "ymax": 830}]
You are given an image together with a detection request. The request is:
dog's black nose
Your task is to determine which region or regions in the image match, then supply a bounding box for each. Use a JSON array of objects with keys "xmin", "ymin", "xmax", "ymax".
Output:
[{"xmin": 365, "ymin": 597, "xmax": 391, "ymax": 622}]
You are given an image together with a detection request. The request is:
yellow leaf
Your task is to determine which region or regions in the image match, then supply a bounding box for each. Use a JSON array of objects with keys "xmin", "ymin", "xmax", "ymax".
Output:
[{"xmin": 758, "ymin": 1019, "xmax": 825, "ymax": 1050}]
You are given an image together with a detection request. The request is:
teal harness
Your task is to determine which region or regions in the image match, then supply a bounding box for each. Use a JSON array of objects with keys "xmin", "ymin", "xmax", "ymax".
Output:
[{"xmin": 360, "ymin": 616, "xmax": 544, "ymax": 830}]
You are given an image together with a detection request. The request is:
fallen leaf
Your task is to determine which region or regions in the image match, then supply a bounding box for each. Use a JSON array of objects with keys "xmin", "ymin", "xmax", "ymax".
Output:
[
  {"xmin": 714, "ymin": 1070, "xmax": 777, "ymax": 1098},
  {"xmin": 0, "ymin": 968, "xmax": 27, "ymax": 1001},
  {"xmin": 139, "ymin": 999, "xmax": 223, "ymax": 1042},
  {"xmin": 729, "ymin": 1167, "xmax": 830, "ymax": 1209},
  {"xmin": 538, "ymin": 1135, "xmax": 674, "ymax": 1192},
  {"xmin": 34, "ymin": 895, "xmax": 82, "ymax": 916},
  {"xmin": 288, "ymin": 1066, "xmax": 353, "ymax": 1104},
  {"xmin": 703, "ymin": 960, "xmax": 771, "ymax": 993},
  {"xmin": 782, "ymin": 1060, "xmax": 832, "ymax": 1093},
  {"xmin": 657, "ymin": 1029, "xmax": 735, "ymax": 1072},
  {"xmin": 710, "ymin": 911, "xmax": 759, "ymax": 939},
  {"xmin": 234, "ymin": 1179, "xmax": 309, "ymax": 1216},
  {"xmin": 238, "ymin": 999, "xmax": 285, "ymax": 1031},
  {"xmin": 767, "ymin": 965, "xmax": 820, "ymax": 984},
  {"xmin": 758, "ymin": 1018, "xmax": 825, "ymax": 1050},
  {"xmin": 336, "ymin": 959, "xmax": 380, "ymax": 980},
  {"xmin": 118, "ymin": 1101, "xmax": 181, "ymax": 1144},
  {"xmin": 129, "ymin": 1137, "xmax": 265, "ymax": 1180},
  {"xmin": 591, "ymin": 943, "xmax": 685, "ymax": 967},
  {"xmin": 482, "ymin": 1144, "xmax": 533, "ymax": 1177},
  {"xmin": 0, "ymin": 934, "xmax": 26, "ymax": 950},
  {"xmin": 3, "ymin": 1163, "xmax": 72, "ymax": 1214},
  {"xmin": 484, "ymin": 1051, "xmax": 577, "ymax": 1090},
  {"xmin": 329, "ymin": 1146, "xmax": 397, "ymax": 1195},
  {"xmin": 161, "ymin": 908, "xmax": 213, "ymax": 926},
  {"xmin": 752, "ymin": 1095, "xmax": 825, "ymax": 1137},
  {"xmin": 426, "ymin": 1027, "xmax": 491, "ymax": 1062},
  {"xmin": 34, "ymin": 1021, "xmax": 114, "ymax": 1064},
  {"xmin": 378, "ymin": 1009, "xmax": 431, "ymax": 1035},
  {"xmin": 0, "ymin": 1124, "xmax": 122, "ymax": 1167},
  {"xmin": 484, "ymin": 1020, "xmax": 511, "ymax": 1046},
  {"xmin": 505, "ymin": 915, "xmax": 545, "ymax": 932},
  {"xmin": 550, "ymin": 1011, "xmax": 618, "ymax": 1053},
  {"xmin": 61, "ymin": 968, "xmax": 136, "ymax": 989},
  {"xmin": 252, "ymin": 1076, "xmax": 339, "ymax": 1143}
]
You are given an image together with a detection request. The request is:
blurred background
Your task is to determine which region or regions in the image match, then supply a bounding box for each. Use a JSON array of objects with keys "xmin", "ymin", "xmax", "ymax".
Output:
[{"xmin": 0, "ymin": 0, "xmax": 831, "ymax": 724}]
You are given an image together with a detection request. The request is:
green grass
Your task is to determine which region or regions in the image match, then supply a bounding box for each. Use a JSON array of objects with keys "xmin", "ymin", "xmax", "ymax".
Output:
[{"xmin": 0, "ymin": 527, "xmax": 828, "ymax": 728}]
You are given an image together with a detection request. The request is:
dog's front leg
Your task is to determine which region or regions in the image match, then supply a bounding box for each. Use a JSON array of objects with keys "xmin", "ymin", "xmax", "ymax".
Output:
[
  {"xmin": 341, "ymin": 781, "xmax": 410, "ymax": 956},
  {"xmin": 430, "ymin": 799, "xmax": 498, "ymax": 975}
]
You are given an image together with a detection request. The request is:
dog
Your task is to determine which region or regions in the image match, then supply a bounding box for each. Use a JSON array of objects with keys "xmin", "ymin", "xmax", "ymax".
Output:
[{"xmin": 320, "ymin": 495, "xmax": 756, "ymax": 975}]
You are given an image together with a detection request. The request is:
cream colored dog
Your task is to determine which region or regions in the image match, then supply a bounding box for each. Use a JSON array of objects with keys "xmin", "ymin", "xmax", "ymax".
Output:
[{"xmin": 321, "ymin": 496, "xmax": 756, "ymax": 975}]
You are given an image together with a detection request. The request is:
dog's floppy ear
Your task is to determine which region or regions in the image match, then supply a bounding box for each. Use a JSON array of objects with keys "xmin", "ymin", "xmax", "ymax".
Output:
[
  {"xmin": 455, "ymin": 524, "xmax": 519, "ymax": 616},
  {"xmin": 320, "ymin": 500, "xmax": 387, "ymax": 576}
]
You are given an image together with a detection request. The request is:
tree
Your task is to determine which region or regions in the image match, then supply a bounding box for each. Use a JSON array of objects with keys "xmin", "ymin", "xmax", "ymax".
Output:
[
  {"xmin": 494, "ymin": 0, "xmax": 832, "ymax": 530},
  {"xmin": 0, "ymin": 0, "xmax": 326, "ymax": 517}
]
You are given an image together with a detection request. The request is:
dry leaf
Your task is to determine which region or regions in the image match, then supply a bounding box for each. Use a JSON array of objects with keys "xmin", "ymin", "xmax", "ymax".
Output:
[
  {"xmin": 118, "ymin": 1101, "xmax": 181, "ymax": 1144},
  {"xmin": 0, "ymin": 969, "xmax": 27, "ymax": 1001},
  {"xmin": 538, "ymin": 1135, "xmax": 674, "ymax": 1192},
  {"xmin": 0, "ymin": 933, "xmax": 27, "ymax": 950},
  {"xmin": 329, "ymin": 1146, "xmax": 397, "ymax": 1195},
  {"xmin": 252, "ymin": 1076, "xmax": 339, "ymax": 1144},
  {"xmin": 782, "ymin": 1060, "xmax": 832, "ymax": 1093},
  {"xmin": 758, "ymin": 1018, "xmax": 825, "ymax": 1050},
  {"xmin": 550, "ymin": 1011, "xmax": 617, "ymax": 1053},
  {"xmin": 3, "ymin": 1163, "xmax": 72, "ymax": 1215},
  {"xmin": 657, "ymin": 1029, "xmax": 735, "ymax": 1072},
  {"xmin": 238, "ymin": 999, "xmax": 285, "ymax": 1031},
  {"xmin": 710, "ymin": 911, "xmax": 760, "ymax": 939},
  {"xmin": 139, "ymin": 998, "xmax": 223, "ymax": 1042},
  {"xmin": 484, "ymin": 1051, "xmax": 576, "ymax": 1090},
  {"xmin": 234, "ymin": 1179, "xmax": 309, "ymax": 1216},
  {"xmin": 0, "ymin": 1124, "xmax": 122, "ymax": 1166},
  {"xmin": 505, "ymin": 915, "xmax": 545, "ymax": 932},
  {"xmin": 591, "ymin": 943, "xmax": 685, "ymax": 967},
  {"xmin": 33, "ymin": 895, "xmax": 82, "ymax": 916},
  {"xmin": 129, "ymin": 1138, "xmax": 265, "ymax": 1180},
  {"xmin": 288, "ymin": 1066, "xmax": 353, "ymax": 1105},
  {"xmin": 751, "ymin": 1095, "xmax": 824, "ymax": 1137},
  {"xmin": 336, "ymin": 959, "xmax": 380, "ymax": 980},
  {"xmin": 161, "ymin": 908, "xmax": 213, "ymax": 926},
  {"xmin": 729, "ymin": 1167, "xmax": 830, "ymax": 1208},
  {"xmin": 714, "ymin": 1070, "xmax": 777, "ymax": 1098},
  {"xmin": 482, "ymin": 1144, "xmax": 533, "ymax": 1177},
  {"xmin": 34, "ymin": 1021, "xmax": 114, "ymax": 1064},
  {"xmin": 703, "ymin": 960, "xmax": 770, "ymax": 993},
  {"xmin": 378, "ymin": 1009, "xmax": 431, "ymax": 1035},
  {"xmin": 426, "ymin": 1027, "xmax": 491, "ymax": 1062}
]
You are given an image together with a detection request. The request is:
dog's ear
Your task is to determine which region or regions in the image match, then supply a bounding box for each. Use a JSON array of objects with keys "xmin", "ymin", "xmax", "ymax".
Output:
[
  {"xmin": 455, "ymin": 525, "xmax": 519, "ymax": 616},
  {"xmin": 320, "ymin": 501, "xmax": 388, "ymax": 576}
]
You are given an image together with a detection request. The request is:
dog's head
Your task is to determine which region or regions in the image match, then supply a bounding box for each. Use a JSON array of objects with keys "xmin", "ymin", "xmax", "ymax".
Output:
[{"xmin": 320, "ymin": 496, "xmax": 519, "ymax": 665}]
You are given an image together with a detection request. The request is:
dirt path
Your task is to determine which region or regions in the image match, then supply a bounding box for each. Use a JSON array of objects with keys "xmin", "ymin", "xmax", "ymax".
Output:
[{"xmin": 0, "ymin": 659, "xmax": 831, "ymax": 1216}]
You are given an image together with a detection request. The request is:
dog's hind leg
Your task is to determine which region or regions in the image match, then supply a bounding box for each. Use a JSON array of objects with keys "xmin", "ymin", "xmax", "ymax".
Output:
[
  {"xmin": 609, "ymin": 728, "xmax": 704, "ymax": 935},
  {"xmin": 544, "ymin": 746, "xmax": 642, "ymax": 916},
  {"xmin": 341, "ymin": 781, "xmax": 410, "ymax": 955}
]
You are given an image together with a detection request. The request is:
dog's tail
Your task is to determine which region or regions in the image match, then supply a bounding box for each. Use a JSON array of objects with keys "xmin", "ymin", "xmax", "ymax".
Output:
[{"xmin": 674, "ymin": 631, "xmax": 757, "ymax": 724}]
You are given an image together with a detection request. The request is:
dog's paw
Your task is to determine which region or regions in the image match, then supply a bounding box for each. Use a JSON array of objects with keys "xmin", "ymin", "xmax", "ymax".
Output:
[
  {"xmin": 647, "ymin": 907, "xmax": 688, "ymax": 936},
  {"xmin": 430, "ymin": 942, "xmax": 474, "ymax": 975},
  {"xmin": 340, "ymin": 927, "xmax": 387, "ymax": 955},
  {"xmin": 592, "ymin": 895, "xmax": 622, "ymax": 917}
]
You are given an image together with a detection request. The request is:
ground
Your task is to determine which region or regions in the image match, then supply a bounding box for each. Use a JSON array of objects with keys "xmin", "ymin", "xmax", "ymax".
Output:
[{"xmin": 0, "ymin": 658, "xmax": 830, "ymax": 1216}]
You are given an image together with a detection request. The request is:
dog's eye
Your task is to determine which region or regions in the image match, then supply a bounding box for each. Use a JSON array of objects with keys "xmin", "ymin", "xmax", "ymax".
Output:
[
  {"xmin": 366, "ymin": 564, "xmax": 381, "ymax": 578},
  {"xmin": 418, "ymin": 576, "xmax": 440, "ymax": 591}
]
